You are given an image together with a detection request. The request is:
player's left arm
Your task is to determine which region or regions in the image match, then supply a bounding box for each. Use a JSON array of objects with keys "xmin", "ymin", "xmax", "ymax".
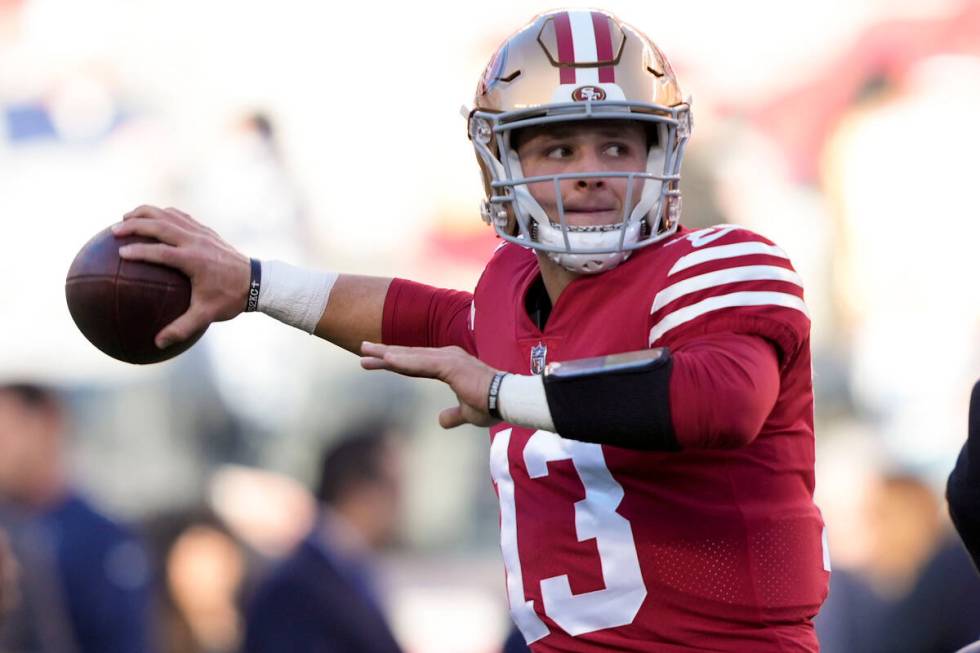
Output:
[{"xmin": 360, "ymin": 332, "xmax": 780, "ymax": 450}]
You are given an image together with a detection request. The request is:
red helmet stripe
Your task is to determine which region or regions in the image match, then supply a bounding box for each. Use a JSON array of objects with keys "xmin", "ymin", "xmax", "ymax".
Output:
[
  {"xmin": 553, "ymin": 12, "xmax": 577, "ymax": 84},
  {"xmin": 592, "ymin": 12, "xmax": 616, "ymax": 83}
]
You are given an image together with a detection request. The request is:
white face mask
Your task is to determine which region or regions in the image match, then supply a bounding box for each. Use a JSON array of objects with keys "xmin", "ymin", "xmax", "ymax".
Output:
[
  {"xmin": 471, "ymin": 106, "xmax": 691, "ymax": 274},
  {"xmin": 507, "ymin": 138, "xmax": 665, "ymax": 274}
]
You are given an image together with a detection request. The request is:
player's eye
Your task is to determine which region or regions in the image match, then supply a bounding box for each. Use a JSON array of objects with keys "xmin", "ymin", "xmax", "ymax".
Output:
[
  {"xmin": 604, "ymin": 143, "xmax": 629, "ymax": 157},
  {"xmin": 546, "ymin": 146, "xmax": 572, "ymax": 159}
]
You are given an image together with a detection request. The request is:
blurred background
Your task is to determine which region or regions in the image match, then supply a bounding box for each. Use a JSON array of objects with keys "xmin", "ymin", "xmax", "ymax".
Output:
[{"xmin": 0, "ymin": 0, "xmax": 979, "ymax": 651}]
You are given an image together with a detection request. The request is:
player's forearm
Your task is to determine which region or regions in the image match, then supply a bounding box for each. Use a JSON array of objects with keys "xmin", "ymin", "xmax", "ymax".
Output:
[
  {"xmin": 257, "ymin": 264, "xmax": 474, "ymax": 355},
  {"xmin": 313, "ymin": 275, "xmax": 391, "ymax": 354},
  {"xmin": 496, "ymin": 334, "xmax": 780, "ymax": 451},
  {"xmin": 252, "ymin": 259, "xmax": 390, "ymax": 355}
]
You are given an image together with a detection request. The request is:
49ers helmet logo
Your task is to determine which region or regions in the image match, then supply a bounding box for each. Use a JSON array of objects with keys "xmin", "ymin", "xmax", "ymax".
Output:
[{"xmin": 571, "ymin": 85, "xmax": 606, "ymax": 102}]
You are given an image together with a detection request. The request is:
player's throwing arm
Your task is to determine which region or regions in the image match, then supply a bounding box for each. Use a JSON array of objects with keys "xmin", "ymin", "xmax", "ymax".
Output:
[{"xmin": 111, "ymin": 205, "xmax": 392, "ymax": 354}]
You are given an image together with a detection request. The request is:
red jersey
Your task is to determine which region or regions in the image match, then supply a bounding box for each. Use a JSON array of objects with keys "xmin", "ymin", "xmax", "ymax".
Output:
[{"xmin": 383, "ymin": 225, "xmax": 829, "ymax": 652}]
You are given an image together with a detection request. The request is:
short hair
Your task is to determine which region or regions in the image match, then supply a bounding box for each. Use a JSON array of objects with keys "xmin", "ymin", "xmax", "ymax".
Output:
[
  {"xmin": 0, "ymin": 382, "xmax": 60, "ymax": 413},
  {"xmin": 314, "ymin": 422, "xmax": 393, "ymax": 506},
  {"xmin": 511, "ymin": 118, "xmax": 659, "ymax": 153}
]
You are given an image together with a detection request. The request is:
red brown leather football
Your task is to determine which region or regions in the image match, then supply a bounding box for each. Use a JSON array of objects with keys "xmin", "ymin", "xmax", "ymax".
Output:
[{"xmin": 65, "ymin": 226, "xmax": 206, "ymax": 364}]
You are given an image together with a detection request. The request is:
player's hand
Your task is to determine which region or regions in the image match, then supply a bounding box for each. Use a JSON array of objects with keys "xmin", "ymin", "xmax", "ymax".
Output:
[
  {"xmin": 112, "ymin": 206, "xmax": 250, "ymax": 349},
  {"xmin": 360, "ymin": 342, "xmax": 500, "ymax": 429}
]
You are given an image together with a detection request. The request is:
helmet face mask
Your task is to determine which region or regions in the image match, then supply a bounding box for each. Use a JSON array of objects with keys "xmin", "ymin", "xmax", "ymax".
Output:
[{"xmin": 469, "ymin": 10, "xmax": 691, "ymax": 274}]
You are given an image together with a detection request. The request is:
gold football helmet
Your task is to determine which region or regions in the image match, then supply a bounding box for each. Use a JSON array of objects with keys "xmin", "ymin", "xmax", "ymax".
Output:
[{"xmin": 469, "ymin": 9, "xmax": 691, "ymax": 273}]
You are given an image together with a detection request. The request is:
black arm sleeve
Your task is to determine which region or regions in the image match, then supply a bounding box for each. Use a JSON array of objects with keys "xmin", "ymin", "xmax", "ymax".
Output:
[{"xmin": 543, "ymin": 349, "xmax": 679, "ymax": 451}]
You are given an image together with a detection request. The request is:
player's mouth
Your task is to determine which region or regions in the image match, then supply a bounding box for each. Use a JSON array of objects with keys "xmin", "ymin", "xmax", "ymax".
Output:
[
  {"xmin": 555, "ymin": 205, "xmax": 623, "ymax": 229},
  {"xmin": 563, "ymin": 203, "xmax": 618, "ymax": 212}
]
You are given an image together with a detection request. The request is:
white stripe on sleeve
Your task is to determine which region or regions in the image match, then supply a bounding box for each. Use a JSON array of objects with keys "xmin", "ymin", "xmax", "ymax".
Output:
[
  {"xmin": 568, "ymin": 10, "xmax": 599, "ymax": 84},
  {"xmin": 668, "ymin": 242, "xmax": 789, "ymax": 276},
  {"xmin": 648, "ymin": 291, "xmax": 809, "ymax": 346},
  {"xmin": 651, "ymin": 265, "xmax": 804, "ymax": 314}
]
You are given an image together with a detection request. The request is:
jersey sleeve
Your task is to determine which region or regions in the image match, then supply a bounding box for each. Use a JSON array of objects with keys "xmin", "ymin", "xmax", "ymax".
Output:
[
  {"xmin": 648, "ymin": 226, "xmax": 810, "ymax": 365},
  {"xmin": 382, "ymin": 278, "xmax": 476, "ymax": 355},
  {"xmin": 670, "ymin": 332, "xmax": 781, "ymax": 449}
]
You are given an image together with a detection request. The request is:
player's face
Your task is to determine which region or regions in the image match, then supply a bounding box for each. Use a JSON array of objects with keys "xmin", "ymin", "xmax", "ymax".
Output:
[{"xmin": 515, "ymin": 120, "xmax": 648, "ymax": 228}]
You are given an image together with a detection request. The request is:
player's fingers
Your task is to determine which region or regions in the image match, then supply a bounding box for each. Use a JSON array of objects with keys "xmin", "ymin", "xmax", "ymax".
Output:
[
  {"xmin": 162, "ymin": 207, "xmax": 199, "ymax": 228},
  {"xmin": 383, "ymin": 349, "xmax": 451, "ymax": 379},
  {"xmin": 156, "ymin": 305, "xmax": 210, "ymax": 349},
  {"xmin": 360, "ymin": 341, "xmax": 435, "ymax": 357},
  {"xmin": 123, "ymin": 205, "xmax": 181, "ymax": 224},
  {"xmin": 112, "ymin": 218, "xmax": 192, "ymax": 246},
  {"xmin": 163, "ymin": 207, "xmax": 192, "ymax": 220},
  {"xmin": 361, "ymin": 356, "xmax": 433, "ymax": 378},
  {"xmin": 359, "ymin": 356, "xmax": 388, "ymax": 371},
  {"xmin": 361, "ymin": 341, "xmax": 453, "ymax": 372},
  {"xmin": 118, "ymin": 242, "xmax": 187, "ymax": 269},
  {"xmin": 362, "ymin": 341, "xmax": 466, "ymax": 357},
  {"xmin": 359, "ymin": 351, "xmax": 444, "ymax": 379},
  {"xmin": 359, "ymin": 354, "xmax": 432, "ymax": 375},
  {"xmin": 438, "ymin": 406, "xmax": 466, "ymax": 429}
]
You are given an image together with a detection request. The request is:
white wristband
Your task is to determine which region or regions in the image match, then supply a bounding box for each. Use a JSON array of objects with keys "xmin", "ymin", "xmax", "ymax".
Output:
[
  {"xmin": 498, "ymin": 373, "xmax": 555, "ymax": 432},
  {"xmin": 257, "ymin": 260, "xmax": 338, "ymax": 334}
]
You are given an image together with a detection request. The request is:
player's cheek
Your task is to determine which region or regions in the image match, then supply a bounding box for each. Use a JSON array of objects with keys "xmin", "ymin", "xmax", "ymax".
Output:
[
  {"xmin": 526, "ymin": 180, "xmax": 555, "ymax": 210},
  {"xmin": 619, "ymin": 177, "xmax": 645, "ymax": 214}
]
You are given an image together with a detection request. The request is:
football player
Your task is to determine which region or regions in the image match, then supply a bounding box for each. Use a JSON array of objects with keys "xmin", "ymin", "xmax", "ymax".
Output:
[{"xmin": 113, "ymin": 10, "xmax": 830, "ymax": 651}]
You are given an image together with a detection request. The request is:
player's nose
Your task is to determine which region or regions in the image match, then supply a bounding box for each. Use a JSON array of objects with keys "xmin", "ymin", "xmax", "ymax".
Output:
[
  {"xmin": 571, "ymin": 147, "xmax": 607, "ymax": 189},
  {"xmin": 574, "ymin": 177, "xmax": 606, "ymax": 190}
]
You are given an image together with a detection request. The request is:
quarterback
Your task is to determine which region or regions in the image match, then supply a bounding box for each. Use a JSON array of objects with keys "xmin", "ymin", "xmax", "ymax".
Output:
[{"xmin": 113, "ymin": 10, "xmax": 830, "ymax": 652}]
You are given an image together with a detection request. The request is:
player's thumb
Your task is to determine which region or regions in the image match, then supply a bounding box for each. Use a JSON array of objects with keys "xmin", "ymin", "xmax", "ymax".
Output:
[
  {"xmin": 156, "ymin": 305, "xmax": 209, "ymax": 349},
  {"xmin": 439, "ymin": 406, "xmax": 466, "ymax": 429}
]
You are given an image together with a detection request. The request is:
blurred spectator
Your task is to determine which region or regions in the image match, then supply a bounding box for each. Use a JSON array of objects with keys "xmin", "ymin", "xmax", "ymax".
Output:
[
  {"xmin": 864, "ymin": 473, "xmax": 945, "ymax": 598},
  {"xmin": 0, "ymin": 529, "xmax": 17, "ymax": 624},
  {"xmin": 871, "ymin": 534, "xmax": 980, "ymax": 653},
  {"xmin": 143, "ymin": 509, "xmax": 249, "ymax": 653},
  {"xmin": 818, "ymin": 469, "xmax": 980, "ymax": 652},
  {"xmin": 0, "ymin": 382, "xmax": 153, "ymax": 653},
  {"xmin": 243, "ymin": 423, "xmax": 404, "ymax": 653},
  {"xmin": 814, "ymin": 566, "xmax": 887, "ymax": 653}
]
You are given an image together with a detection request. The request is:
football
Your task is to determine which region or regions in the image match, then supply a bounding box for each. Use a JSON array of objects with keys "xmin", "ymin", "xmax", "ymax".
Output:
[{"xmin": 65, "ymin": 226, "xmax": 206, "ymax": 364}]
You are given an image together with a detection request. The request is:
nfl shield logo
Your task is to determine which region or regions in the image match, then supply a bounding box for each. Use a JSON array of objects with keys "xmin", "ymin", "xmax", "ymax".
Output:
[{"xmin": 530, "ymin": 342, "xmax": 548, "ymax": 374}]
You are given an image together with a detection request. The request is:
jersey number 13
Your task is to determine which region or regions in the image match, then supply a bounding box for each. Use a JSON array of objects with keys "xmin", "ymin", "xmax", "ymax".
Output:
[{"xmin": 490, "ymin": 428, "xmax": 647, "ymax": 643}]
